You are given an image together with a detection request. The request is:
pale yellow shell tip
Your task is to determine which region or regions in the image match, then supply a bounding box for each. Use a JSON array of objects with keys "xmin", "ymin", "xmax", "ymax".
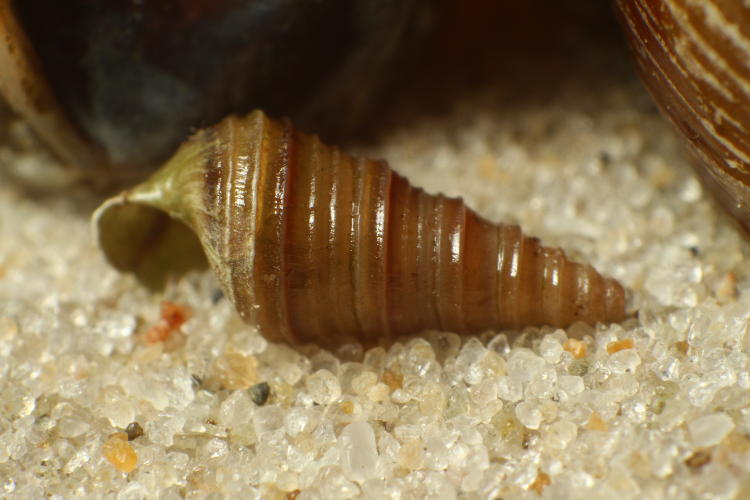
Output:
[{"xmin": 93, "ymin": 193, "xmax": 207, "ymax": 290}]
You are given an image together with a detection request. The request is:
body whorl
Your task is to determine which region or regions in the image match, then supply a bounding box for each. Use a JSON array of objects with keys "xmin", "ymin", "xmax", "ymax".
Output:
[{"xmin": 94, "ymin": 110, "xmax": 626, "ymax": 346}]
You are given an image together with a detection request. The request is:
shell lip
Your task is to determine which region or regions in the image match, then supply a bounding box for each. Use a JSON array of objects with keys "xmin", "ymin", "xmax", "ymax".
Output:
[{"xmin": 92, "ymin": 192, "xmax": 207, "ymax": 290}]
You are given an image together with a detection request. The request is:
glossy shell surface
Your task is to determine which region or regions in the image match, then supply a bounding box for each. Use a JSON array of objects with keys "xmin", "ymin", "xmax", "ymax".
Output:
[{"xmin": 94, "ymin": 111, "xmax": 626, "ymax": 347}]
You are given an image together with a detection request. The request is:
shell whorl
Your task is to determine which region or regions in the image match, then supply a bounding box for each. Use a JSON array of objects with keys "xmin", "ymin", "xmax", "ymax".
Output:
[{"xmin": 94, "ymin": 110, "xmax": 626, "ymax": 346}]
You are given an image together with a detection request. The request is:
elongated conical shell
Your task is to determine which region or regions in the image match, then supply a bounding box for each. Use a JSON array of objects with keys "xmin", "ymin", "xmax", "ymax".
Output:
[{"xmin": 94, "ymin": 110, "xmax": 626, "ymax": 346}]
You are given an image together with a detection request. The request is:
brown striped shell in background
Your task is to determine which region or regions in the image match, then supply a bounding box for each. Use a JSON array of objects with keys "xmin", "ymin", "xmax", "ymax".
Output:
[
  {"xmin": 614, "ymin": 0, "xmax": 750, "ymax": 235},
  {"xmin": 93, "ymin": 110, "xmax": 626, "ymax": 347}
]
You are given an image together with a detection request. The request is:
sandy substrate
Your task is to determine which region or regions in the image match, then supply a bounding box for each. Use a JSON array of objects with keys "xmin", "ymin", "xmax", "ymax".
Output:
[{"xmin": 1, "ymin": 64, "xmax": 750, "ymax": 498}]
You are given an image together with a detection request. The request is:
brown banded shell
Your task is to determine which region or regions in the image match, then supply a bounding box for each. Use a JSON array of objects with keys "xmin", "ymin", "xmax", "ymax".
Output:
[
  {"xmin": 614, "ymin": 0, "xmax": 750, "ymax": 235},
  {"xmin": 94, "ymin": 110, "xmax": 625, "ymax": 347}
]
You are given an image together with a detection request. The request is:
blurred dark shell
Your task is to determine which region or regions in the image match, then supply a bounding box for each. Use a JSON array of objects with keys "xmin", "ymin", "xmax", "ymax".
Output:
[
  {"xmin": 614, "ymin": 0, "xmax": 750, "ymax": 235},
  {"xmin": 0, "ymin": 0, "xmax": 436, "ymax": 177},
  {"xmin": 0, "ymin": 0, "xmax": 104, "ymax": 170}
]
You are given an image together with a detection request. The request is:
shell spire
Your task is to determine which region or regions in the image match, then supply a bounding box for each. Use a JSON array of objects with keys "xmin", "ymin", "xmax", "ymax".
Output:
[{"xmin": 94, "ymin": 110, "xmax": 626, "ymax": 346}]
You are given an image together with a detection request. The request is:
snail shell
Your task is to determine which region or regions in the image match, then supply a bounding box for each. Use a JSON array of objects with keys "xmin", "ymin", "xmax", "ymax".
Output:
[
  {"xmin": 614, "ymin": 0, "xmax": 750, "ymax": 235},
  {"xmin": 0, "ymin": 0, "xmax": 433, "ymax": 176},
  {"xmin": 0, "ymin": 0, "xmax": 102, "ymax": 170},
  {"xmin": 95, "ymin": 110, "xmax": 625, "ymax": 346}
]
